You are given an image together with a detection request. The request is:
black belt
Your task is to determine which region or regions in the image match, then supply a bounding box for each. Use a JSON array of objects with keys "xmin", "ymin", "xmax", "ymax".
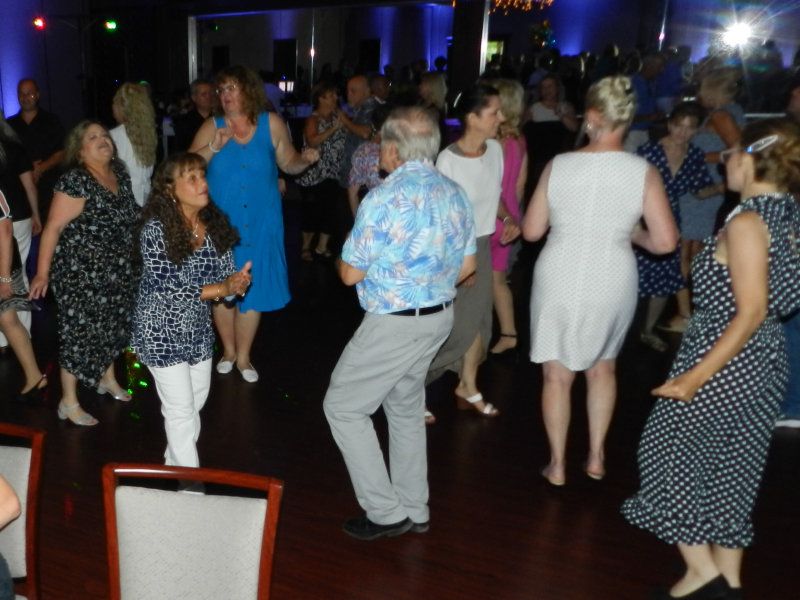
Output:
[{"xmin": 389, "ymin": 301, "xmax": 453, "ymax": 316}]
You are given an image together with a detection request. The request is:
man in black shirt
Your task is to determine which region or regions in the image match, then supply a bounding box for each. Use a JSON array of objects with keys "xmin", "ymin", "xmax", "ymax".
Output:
[
  {"xmin": 7, "ymin": 78, "xmax": 65, "ymax": 216},
  {"xmin": 173, "ymin": 79, "xmax": 214, "ymax": 152}
]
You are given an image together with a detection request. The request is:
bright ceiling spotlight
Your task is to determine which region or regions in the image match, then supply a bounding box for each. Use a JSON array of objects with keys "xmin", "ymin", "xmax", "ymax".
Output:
[{"xmin": 722, "ymin": 22, "xmax": 752, "ymax": 47}]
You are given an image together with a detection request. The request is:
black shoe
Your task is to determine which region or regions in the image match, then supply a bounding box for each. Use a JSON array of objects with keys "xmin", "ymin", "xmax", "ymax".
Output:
[
  {"xmin": 14, "ymin": 374, "xmax": 48, "ymax": 403},
  {"xmin": 342, "ymin": 515, "xmax": 412, "ymax": 540},
  {"xmin": 410, "ymin": 521, "xmax": 429, "ymax": 533},
  {"xmin": 651, "ymin": 576, "xmax": 731, "ymax": 599}
]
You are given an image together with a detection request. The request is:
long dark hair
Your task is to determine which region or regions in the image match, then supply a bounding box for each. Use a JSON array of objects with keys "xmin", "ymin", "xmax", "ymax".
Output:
[
  {"xmin": 454, "ymin": 83, "xmax": 499, "ymax": 125},
  {"xmin": 139, "ymin": 153, "xmax": 239, "ymax": 265}
]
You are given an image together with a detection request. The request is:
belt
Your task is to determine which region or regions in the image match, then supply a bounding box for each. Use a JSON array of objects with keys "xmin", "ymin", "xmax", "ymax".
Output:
[{"xmin": 389, "ymin": 301, "xmax": 453, "ymax": 317}]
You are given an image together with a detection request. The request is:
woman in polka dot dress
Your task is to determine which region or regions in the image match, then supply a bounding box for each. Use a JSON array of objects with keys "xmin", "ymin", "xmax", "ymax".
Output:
[
  {"xmin": 622, "ymin": 118, "xmax": 800, "ymax": 600},
  {"xmin": 635, "ymin": 102, "xmax": 714, "ymax": 352}
]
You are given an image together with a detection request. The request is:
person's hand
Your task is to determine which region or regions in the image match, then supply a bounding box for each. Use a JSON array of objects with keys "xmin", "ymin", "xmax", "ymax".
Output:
[
  {"xmin": 301, "ymin": 147, "xmax": 320, "ymax": 164},
  {"xmin": 226, "ymin": 261, "xmax": 252, "ymax": 296},
  {"xmin": 29, "ymin": 272, "xmax": 48, "ymax": 299},
  {"xmin": 651, "ymin": 371, "xmax": 703, "ymax": 403},
  {"xmin": 31, "ymin": 214, "xmax": 42, "ymax": 236},
  {"xmin": 211, "ymin": 127, "xmax": 233, "ymax": 153},
  {"xmin": 500, "ymin": 218, "xmax": 521, "ymax": 245},
  {"xmin": 32, "ymin": 161, "xmax": 44, "ymax": 184},
  {"xmin": 459, "ymin": 273, "xmax": 477, "ymax": 287},
  {"xmin": 0, "ymin": 282, "xmax": 11, "ymax": 300}
]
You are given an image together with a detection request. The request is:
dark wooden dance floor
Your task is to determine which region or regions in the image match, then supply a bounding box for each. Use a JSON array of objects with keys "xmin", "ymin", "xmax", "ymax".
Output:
[{"xmin": 1, "ymin": 240, "xmax": 799, "ymax": 600}]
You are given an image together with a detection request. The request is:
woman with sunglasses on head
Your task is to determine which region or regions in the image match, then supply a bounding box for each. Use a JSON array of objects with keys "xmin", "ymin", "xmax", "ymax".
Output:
[
  {"xmin": 623, "ymin": 118, "xmax": 800, "ymax": 600},
  {"xmin": 190, "ymin": 65, "xmax": 318, "ymax": 384}
]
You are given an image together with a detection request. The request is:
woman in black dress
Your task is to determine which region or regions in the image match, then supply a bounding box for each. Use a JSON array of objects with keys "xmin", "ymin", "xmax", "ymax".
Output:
[
  {"xmin": 623, "ymin": 118, "xmax": 800, "ymax": 599},
  {"xmin": 30, "ymin": 121, "xmax": 139, "ymax": 426}
]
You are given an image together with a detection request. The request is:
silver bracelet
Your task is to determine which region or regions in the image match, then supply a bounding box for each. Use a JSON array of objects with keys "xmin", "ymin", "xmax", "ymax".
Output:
[
  {"xmin": 0, "ymin": 275, "xmax": 12, "ymax": 284},
  {"xmin": 208, "ymin": 141, "xmax": 220, "ymax": 154}
]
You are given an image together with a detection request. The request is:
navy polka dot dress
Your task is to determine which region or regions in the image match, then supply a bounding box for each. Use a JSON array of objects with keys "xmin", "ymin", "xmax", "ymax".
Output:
[
  {"xmin": 622, "ymin": 193, "xmax": 800, "ymax": 547},
  {"xmin": 634, "ymin": 141, "xmax": 713, "ymax": 298}
]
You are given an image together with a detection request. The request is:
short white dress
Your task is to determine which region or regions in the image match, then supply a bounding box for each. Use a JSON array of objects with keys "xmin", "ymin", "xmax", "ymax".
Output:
[{"xmin": 530, "ymin": 151, "xmax": 648, "ymax": 371}]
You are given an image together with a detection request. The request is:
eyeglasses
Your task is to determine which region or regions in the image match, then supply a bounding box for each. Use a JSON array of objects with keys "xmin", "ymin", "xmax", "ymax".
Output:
[
  {"xmin": 215, "ymin": 83, "xmax": 238, "ymax": 95},
  {"xmin": 720, "ymin": 134, "xmax": 780, "ymax": 163}
]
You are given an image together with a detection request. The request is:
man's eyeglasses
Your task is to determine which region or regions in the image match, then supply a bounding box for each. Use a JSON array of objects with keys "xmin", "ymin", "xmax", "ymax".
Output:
[
  {"xmin": 216, "ymin": 84, "xmax": 238, "ymax": 95},
  {"xmin": 720, "ymin": 134, "xmax": 780, "ymax": 163}
]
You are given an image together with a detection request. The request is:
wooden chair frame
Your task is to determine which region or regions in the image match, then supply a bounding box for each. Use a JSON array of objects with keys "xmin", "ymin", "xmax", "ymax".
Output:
[
  {"xmin": 0, "ymin": 422, "xmax": 44, "ymax": 600},
  {"xmin": 102, "ymin": 463, "xmax": 284, "ymax": 600}
]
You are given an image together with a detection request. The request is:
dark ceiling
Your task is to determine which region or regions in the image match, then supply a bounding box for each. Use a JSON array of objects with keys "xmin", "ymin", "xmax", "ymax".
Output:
[{"xmin": 89, "ymin": 0, "xmax": 452, "ymax": 15}]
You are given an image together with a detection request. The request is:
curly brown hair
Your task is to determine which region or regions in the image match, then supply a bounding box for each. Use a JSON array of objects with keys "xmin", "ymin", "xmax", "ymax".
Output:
[
  {"xmin": 213, "ymin": 65, "xmax": 267, "ymax": 125},
  {"xmin": 741, "ymin": 118, "xmax": 800, "ymax": 197},
  {"xmin": 140, "ymin": 153, "xmax": 239, "ymax": 265}
]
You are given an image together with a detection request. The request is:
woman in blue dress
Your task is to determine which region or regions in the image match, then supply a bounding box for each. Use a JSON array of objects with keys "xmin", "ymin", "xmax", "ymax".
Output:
[
  {"xmin": 636, "ymin": 102, "xmax": 714, "ymax": 351},
  {"xmin": 678, "ymin": 69, "xmax": 745, "ymax": 327},
  {"xmin": 191, "ymin": 66, "xmax": 318, "ymax": 383}
]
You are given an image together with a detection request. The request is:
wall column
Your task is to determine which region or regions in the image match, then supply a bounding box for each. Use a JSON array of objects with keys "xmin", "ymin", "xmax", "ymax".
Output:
[{"xmin": 449, "ymin": 0, "xmax": 490, "ymax": 96}]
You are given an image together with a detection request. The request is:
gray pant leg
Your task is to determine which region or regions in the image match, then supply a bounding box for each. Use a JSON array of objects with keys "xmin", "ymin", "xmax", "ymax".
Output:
[
  {"xmin": 324, "ymin": 310, "xmax": 452, "ymax": 524},
  {"xmin": 383, "ymin": 314, "xmax": 451, "ymax": 523}
]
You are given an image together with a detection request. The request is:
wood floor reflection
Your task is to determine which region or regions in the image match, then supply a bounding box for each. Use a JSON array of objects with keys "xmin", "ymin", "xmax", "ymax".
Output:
[{"xmin": 1, "ymin": 241, "xmax": 798, "ymax": 600}]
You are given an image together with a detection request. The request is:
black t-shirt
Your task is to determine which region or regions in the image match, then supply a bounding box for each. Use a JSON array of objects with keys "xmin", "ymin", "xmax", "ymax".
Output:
[
  {"xmin": 0, "ymin": 140, "xmax": 34, "ymax": 221},
  {"xmin": 172, "ymin": 109, "xmax": 207, "ymax": 153},
  {"xmin": 7, "ymin": 108, "xmax": 64, "ymax": 163}
]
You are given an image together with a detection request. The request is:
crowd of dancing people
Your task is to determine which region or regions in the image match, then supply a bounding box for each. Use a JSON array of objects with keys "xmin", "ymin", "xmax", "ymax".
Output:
[{"xmin": 1, "ymin": 44, "xmax": 800, "ymax": 599}]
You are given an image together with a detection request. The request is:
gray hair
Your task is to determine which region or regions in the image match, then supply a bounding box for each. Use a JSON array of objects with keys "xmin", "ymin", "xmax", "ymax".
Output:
[
  {"xmin": 190, "ymin": 78, "xmax": 212, "ymax": 96},
  {"xmin": 380, "ymin": 106, "xmax": 440, "ymax": 163}
]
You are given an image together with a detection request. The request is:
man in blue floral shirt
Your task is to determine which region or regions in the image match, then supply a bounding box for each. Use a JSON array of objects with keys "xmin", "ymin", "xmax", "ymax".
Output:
[{"xmin": 324, "ymin": 106, "xmax": 476, "ymax": 540}]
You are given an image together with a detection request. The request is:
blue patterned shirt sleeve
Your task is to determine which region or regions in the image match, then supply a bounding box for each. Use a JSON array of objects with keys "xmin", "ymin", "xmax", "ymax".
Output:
[
  {"xmin": 133, "ymin": 219, "xmax": 235, "ymax": 367},
  {"xmin": 140, "ymin": 221, "xmax": 202, "ymax": 301},
  {"xmin": 342, "ymin": 160, "xmax": 476, "ymax": 313}
]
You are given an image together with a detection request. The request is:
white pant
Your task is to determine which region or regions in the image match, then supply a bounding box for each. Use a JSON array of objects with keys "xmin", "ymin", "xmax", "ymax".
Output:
[
  {"xmin": 0, "ymin": 219, "xmax": 32, "ymax": 347},
  {"xmin": 148, "ymin": 359, "xmax": 212, "ymax": 468}
]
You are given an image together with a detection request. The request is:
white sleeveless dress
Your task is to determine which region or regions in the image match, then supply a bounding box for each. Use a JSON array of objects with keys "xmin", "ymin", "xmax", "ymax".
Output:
[{"xmin": 530, "ymin": 151, "xmax": 648, "ymax": 371}]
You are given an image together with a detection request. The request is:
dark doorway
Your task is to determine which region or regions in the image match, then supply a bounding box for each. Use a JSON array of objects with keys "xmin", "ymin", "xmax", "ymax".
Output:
[{"xmin": 273, "ymin": 39, "xmax": 297, "ymax": 80}]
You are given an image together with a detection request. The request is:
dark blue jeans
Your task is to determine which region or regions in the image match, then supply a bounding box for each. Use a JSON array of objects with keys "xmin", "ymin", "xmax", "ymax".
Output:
[
  {"xmin": 0, "ymin": 553, "xmax": 13, "ymax": 600},
  {"xmin": 781, "ymin": 309, "xmax": 800, "ymax": 418}
]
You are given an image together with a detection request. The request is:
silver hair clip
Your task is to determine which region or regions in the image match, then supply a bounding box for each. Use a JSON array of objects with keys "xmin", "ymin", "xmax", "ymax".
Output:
[{"xmin": 745, "ymin": 134, "xmax": 779, "ymax": 154}]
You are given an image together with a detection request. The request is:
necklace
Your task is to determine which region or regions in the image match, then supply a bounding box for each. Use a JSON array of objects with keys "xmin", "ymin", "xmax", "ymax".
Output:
[
  {"xmin": 227, "ymin": 119, "xmax": 253, "ymax": 140},
  {"xmin": 191, "ymin": 220, "xmax": 200, "ymax": 239}
]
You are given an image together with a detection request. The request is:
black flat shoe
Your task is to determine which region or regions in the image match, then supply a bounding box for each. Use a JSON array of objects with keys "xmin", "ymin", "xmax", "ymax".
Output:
[
  {"xmin": 14, "ymin": 374, "xmax": 48, "ymax": 403},
  {"xmin": 652, "ymin": 576, "xmax": 731, "ymax": 600},
  {"xmin": 342, "ymin": 515, "xmax": 412, "ymax": 540}
]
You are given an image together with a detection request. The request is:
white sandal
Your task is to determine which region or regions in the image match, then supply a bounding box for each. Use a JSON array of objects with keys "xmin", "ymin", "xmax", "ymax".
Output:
[{"xmin": 456, "ymin": 392, "xmax": 499, "ymax": 417}]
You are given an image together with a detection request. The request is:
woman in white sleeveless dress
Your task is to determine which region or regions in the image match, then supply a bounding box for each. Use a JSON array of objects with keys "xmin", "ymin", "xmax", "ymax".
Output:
[{"xmin": 522, "ymin": 76, "xmax": 678, "ymax": 486}]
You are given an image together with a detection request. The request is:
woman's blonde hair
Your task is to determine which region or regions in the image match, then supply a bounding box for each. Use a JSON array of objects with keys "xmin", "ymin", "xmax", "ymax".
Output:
[
  {"xmin": 699, "ymin": 68, "xmax": 740, "ymax": 106},
  {"xmin": 419, "ymin": 72, "xmax": 447, "ymax": 112},
  {"xmin": 490, "ymin": 79, "xmax": 524, "ymax": 138},
  {"xmin": 112, "ymin": 82, "xmax": 157, "ymax": 167},
  {"xmin": 585, "ymin": 75, "xmax": 637, "ymax": 130}
]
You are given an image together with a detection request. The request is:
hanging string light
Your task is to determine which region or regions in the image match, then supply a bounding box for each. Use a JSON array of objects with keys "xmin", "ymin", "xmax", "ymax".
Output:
[
  {"xmin": 452, "ymin": 0, "xmax": 554, "ymax": 12},
  {"xmin": 492, "ymin": 0, "xmax": 554, "ymax": 14}
]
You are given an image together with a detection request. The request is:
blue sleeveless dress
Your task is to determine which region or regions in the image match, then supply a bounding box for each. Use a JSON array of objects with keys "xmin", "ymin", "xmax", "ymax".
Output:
[{"xmin": 207, "ymin": 113, "xmax": 290, "ymax": 312}]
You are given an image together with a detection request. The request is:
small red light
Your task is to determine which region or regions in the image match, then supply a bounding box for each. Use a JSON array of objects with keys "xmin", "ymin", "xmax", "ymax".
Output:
[{"xmin": 33, "ymin": 16, "xmax": 46, "ymax": 31}]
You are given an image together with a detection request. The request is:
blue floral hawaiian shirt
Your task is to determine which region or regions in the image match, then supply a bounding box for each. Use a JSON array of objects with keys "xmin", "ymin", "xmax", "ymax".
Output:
[{"xmin": 342, "ymin": 159, "xmax": 476, "ymax": 314}]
